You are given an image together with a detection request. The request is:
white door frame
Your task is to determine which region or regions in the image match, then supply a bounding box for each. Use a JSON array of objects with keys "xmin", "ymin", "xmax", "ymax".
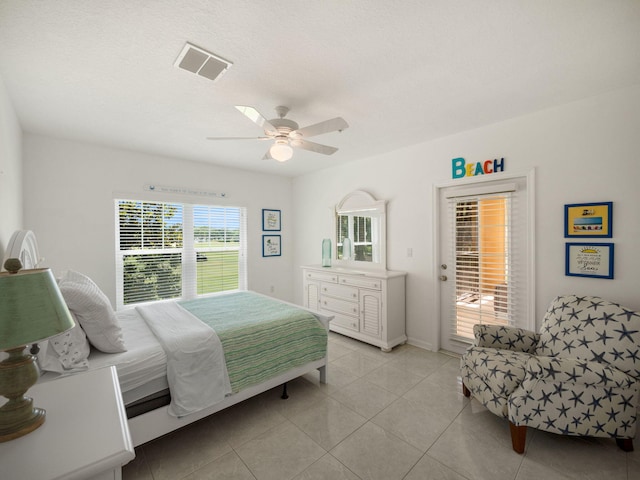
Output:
[{"xmin": 431, "ymin": 168, "xmax": 536, "ymax": 353}]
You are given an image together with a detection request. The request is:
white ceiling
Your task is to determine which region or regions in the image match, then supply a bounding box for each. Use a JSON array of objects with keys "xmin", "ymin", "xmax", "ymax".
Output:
[{"xmin": 1, "ymin": 1, "xmax": 639, "ymax": 177}]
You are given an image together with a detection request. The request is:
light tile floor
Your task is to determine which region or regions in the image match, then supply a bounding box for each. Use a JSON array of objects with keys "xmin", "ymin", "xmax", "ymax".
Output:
[{"xmin": 123, "ymin": 332, "xmax": 640, "ymax": 480}]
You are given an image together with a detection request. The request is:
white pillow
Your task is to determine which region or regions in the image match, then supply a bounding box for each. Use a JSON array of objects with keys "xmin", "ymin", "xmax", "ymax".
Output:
[
  {"xmin": 38, "ymin": 315, "xmax": 91, "ymax": 373},
  {"xmin": 58, "ymin": 270, "xmax": 126, "ymax": 353}
]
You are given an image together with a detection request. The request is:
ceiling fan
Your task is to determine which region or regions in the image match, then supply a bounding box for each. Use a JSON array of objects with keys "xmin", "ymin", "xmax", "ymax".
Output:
[{"xmin": 208, "ymin": 105, "xmax": 349, "ymax": 162}]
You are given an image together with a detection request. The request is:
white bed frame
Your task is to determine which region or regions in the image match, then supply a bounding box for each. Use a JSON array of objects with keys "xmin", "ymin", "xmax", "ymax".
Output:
[
  {"xmin": 6, "ymin": 230, "xmax": 331, "ymax": 447},
  {"xmin": 129, "ymin": 341, "xmax": 329, "ymax": 446},
  {"xmin": 3, "ymin": 230, "xmax": 42, "ymax": 271}
]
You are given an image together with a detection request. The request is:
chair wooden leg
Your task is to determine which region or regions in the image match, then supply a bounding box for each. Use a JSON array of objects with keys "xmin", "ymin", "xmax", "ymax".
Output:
[
  {"xmin": 509, "ymin": 422, "xmax": 526, "ymax": 454},
  {"xmin": 462, "ymin": 383, "xmax": 471, "ymax": 397},
  {"xmin": 616, "ymin": 438, "xmax": 634, "ymax": 452}
]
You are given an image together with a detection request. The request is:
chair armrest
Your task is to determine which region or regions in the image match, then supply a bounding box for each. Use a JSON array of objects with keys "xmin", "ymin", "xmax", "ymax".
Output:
[
  {"xmin": 526, "ymin": 356, "xmax": 637, "ymax": 389},
  {"xmin": 473, "ymin": 324, "xmax": 539, "ymax": 353}
]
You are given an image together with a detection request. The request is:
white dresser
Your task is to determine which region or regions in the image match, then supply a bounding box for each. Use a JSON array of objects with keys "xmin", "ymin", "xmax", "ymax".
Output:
[{"xmin": 302, "ymin": 265, "xmax": 406, "ymax": 351}]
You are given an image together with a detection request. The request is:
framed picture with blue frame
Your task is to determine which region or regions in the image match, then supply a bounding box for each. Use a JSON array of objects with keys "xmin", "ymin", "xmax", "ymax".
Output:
[
  {"xmin": 565, "ymin": 242, "xmax": 614, "ymax": 279},
  {"xmin": 564, "ymin": 202, "xmax": 612, "ymax": 238},
  {"xmin": 262, "ymin": 235, "xmax": 281, "ymax": 257},
  {"xmin": 262, "ymin": 209, "xmax": 281, "ymax": 231}
]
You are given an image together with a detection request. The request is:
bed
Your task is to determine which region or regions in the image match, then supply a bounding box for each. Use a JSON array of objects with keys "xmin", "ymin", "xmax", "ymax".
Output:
[{"xmin": 4, "ymin": 230, "xmax": 331, "ymax": 447}]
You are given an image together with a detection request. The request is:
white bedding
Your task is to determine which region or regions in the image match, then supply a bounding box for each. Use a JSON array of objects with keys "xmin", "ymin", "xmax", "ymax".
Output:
[
  {"xmin": 38, "ymin": 294, "xmax": 322, "ymax": 424},
  {"xmin": 136, "ymin": 302, "xmax": 232, "ymax": 417},
  {"xmin": 41, "ymin": 308, "xmax": 169, "ymax": 404}
]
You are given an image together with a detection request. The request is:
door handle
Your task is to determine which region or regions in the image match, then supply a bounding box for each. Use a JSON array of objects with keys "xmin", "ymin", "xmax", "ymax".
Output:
[{"xmin": 440, "ymin": 275, "xmax": 448, "ymax": 281}]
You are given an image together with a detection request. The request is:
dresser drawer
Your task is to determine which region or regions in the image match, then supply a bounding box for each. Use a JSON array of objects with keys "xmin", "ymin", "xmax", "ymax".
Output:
[
  {"xmin": 304, "ymin": 270, "xmax": 338, "ymax": 283},
  {"xmin": 321, "ymin": 296, "xmax": 359, "ymax": 317},
  {"xmin": 322, "ymin": 282, "xmax": 359, "ymax": 301},
  {"xmin": 303, "ymin": 264, "xmax": 407, "ymax": 352},
  {"xmin": 338, "ymin": 275, "xmax": 382, "ymax": 290},
  {"xmin": 329, "ymin": 312, "xmax": 359, "ymax": 332}
]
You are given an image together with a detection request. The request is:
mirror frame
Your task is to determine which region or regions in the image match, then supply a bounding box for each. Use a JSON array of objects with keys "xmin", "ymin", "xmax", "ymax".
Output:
[{"xmin": 333, "ymin": 190, "xmax": 387, "ymax": 270}]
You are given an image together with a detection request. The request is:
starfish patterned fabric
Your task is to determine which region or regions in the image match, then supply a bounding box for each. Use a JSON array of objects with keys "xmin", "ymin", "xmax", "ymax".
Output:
[
  {"xmin": 535, "ymin": 295, "xmax": 640, "ymax": 378},
  {"xmin": 461, "ymin": 346, "xmax": 533, "ymax": 417},
  {"xmin": 460, "ymin": 295, "xmax": 640, "ymax": 443}
]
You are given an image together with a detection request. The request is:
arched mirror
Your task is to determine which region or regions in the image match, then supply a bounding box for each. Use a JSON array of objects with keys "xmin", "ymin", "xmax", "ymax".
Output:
[{"xmin": 334, "ymin": 190, "xmax": 387, "ymax": 270}]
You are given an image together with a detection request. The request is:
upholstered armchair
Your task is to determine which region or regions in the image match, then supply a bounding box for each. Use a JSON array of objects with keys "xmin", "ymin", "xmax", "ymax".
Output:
[{"xmin": 460, "ymin": 295, "xmax": 640, "ymax": 453}]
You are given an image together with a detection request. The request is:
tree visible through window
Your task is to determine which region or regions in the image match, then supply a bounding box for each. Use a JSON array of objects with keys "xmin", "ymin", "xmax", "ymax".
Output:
[
  {"xmin": 115, "ymin": 199, "xmax": 246, "ymax": 308},
  {"xmin": 336, "ymin": 214, "xmax": 373, "ymax": 261}
]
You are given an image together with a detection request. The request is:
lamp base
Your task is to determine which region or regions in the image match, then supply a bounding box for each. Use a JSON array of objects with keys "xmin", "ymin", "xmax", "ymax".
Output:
[
  {"xmin": 0, "ymin": 346, "xmax": 45, "ymax": 442},
  {"xmin": 0, "ymin": 405, "xmax": 45, "ymax": 442}
]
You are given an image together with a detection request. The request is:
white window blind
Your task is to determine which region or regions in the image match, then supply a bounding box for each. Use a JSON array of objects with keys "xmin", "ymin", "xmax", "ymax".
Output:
[
  {"xmin": 115, "ymin": 199, "xmax": 246, "ymax": 309},
  {"xmin": 189, "ymin": 204, "xmax": 246, "ymax": 297},
  {"xmin": 447, "ymin": 190, "xmax": 524, "ymax": 342},
  {"xmin": 336, "ymin": 214, "xmax": 376, "ymax": 261}
]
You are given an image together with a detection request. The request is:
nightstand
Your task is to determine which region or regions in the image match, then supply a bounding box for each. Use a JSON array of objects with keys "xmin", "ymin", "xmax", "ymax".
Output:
[{"xmin": 0, "ymin": 366, "xmax": 135, "ymax": 480}]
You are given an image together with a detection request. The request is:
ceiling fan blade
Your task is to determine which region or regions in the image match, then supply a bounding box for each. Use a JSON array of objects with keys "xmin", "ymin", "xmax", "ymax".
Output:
[
  {"xmin": 291, "ymin": 117, "xmax": 349, "ymax": 138},
  {"xmin": 235, "ymin": 105, "xmax": 278, "ymax": 133},
  {"xmin": 290, "ymin": 139, "xmax": 338, "ymax": 155},
  {"xmin": 206, "ymin": 136, "xmax": 271, "ymax": 140}
]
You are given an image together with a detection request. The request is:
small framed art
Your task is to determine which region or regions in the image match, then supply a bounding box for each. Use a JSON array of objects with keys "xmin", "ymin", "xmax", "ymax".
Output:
[
  {"xmin": 564, "ymin": 202, "xmax": 612, "ymax": 238},
  {"xmin": 262, "ymin": 209, "xmax": 281, "ymax": 231},
  {"xmin": 565, "ymin": 242, "xmax": 614, "ymax": 279},
  {"xmin": 262, "ymin": 235, "xmax": 281, "ymax": 257}
]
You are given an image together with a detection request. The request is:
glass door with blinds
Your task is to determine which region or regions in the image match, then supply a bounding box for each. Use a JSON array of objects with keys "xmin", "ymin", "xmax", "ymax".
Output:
[{"xmin": 438, "ymin": 176, "xmax": 532, "ymax": 354}]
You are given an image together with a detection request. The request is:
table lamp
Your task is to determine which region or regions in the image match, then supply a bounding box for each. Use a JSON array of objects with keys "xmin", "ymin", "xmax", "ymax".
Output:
[{"xmin": 0, "ymin": 258, "xmax": 74, "ymax": 442}]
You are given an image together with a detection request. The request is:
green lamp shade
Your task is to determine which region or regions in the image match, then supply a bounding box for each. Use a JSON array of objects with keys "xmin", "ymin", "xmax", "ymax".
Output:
[{"xmin": 0, "ymin": 268, "xmax": 75, "ymax": 350}]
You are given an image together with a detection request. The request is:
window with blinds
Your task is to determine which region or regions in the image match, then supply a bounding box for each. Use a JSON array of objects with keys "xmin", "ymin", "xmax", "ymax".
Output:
[
  {"xmin": 336, "ymin": 214, "xmax": 374, "ymax": 261},
  {"xmin": 448, "ymin": 191, "xmax": 520, "ymax": 341},
  {"xmin": 115, "ymin": 199, "xmax": 246, "ymax": 308},
  {"xmin": 192, "ymin": 205, "xmax": 243, "ymax": 295}
]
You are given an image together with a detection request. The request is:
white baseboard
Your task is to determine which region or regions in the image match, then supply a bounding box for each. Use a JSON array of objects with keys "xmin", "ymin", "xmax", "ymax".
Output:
[{"xmin": 406, "ymin": 337, "xmax": 434, "ymax": 352}]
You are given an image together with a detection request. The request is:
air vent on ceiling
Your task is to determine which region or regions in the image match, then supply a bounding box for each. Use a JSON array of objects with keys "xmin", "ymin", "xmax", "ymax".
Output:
[{"xmin": 174, "ymin": 42, "xmax": 232, "ymax": 82}]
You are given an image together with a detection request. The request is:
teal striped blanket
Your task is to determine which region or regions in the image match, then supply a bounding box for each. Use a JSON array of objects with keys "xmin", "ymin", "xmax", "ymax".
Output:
[{"xmin": 179, "ymin": 292, "xmax": 328, "ymax": 393}]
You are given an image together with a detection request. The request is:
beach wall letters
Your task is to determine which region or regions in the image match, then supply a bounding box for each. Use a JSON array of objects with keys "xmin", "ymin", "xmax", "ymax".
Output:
[{"xmin": 452, "ymin": 157, "xmax": 505, "ymax": 179}]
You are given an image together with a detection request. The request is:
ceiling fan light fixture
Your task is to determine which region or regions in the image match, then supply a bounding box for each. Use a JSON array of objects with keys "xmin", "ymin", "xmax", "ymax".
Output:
[
  {"xmin": 270, "ymin": 140, "xmax": 293, "ymax": 162},
  {"xmin": 208, "ymin": 105, "xmax": 348, "ymax": 162}
]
